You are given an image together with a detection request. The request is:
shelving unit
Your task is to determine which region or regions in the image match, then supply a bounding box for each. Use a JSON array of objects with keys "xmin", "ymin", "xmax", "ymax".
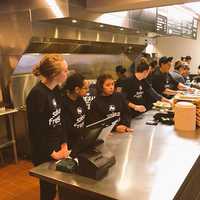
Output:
[{"xmin": 0, "ymin": 108, "xmax": 18, "ymax": 163}]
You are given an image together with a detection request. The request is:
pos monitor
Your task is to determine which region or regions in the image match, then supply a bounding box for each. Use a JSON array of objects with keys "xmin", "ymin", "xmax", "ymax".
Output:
[{"xmin": 70, "ymin": 115, "xmax": 118, "ymax": 158}]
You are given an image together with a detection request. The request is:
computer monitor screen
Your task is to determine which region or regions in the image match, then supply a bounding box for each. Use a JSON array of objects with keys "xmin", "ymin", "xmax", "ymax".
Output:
[{"xmin": 70, "ymin": 116, "xmax": 118, "ymax": 157}]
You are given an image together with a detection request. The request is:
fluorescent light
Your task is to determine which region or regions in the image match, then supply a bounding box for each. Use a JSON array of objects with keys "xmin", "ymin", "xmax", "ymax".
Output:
[
  {"xmin": 99, "ymin": 24, "xmax": 104, "ymax": 28},
  {"xmin": 120, "ymin": 28, "xmax": 124, "ymax": 31},
  {"xmin": 72, "ymin": 19, "xmax": 78, "ymax": 23},
  {"xmin": 184, "ymin": 2, "xmax": 200, "ymax": 15},
  {"xmin": 46, "ymin": 0, "xmax": 64, "ymax": 18}
]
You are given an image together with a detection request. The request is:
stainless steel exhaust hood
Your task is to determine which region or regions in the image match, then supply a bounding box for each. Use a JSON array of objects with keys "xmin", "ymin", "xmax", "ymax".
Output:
[{"xmin": 0, "ymin": 0, "xmax": 149, "ymax": 107}]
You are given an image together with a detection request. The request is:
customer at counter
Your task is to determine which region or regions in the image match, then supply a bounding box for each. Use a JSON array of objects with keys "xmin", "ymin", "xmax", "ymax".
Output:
[
  {"xmin": 123, "ymin": 60, "xmax": 169, "ymax": 117},
  {"xmin": 151, "ymin": 56, "xmax": 188, "ymax": 98},
  {"xmin": 26, "ymin": 54, "xmax": 70, "ymax": 200},
  {"xmin": 62, "ymin": 73, "xmax": 89, "ymax": 149},
  {"xmin": 89, "ymin": 74, "xmax": 133, "ymax": 133}
]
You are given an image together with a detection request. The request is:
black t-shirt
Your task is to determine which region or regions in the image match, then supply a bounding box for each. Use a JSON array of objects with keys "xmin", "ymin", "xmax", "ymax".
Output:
[
  {"xmin": 151, "ymin": 68, "xmax": 178, "ymax": 97},
  {"xmin": 26, "ymin": 82, "xmax": 66, "ymax": 165},
  {"xmin": 89, "ymin": 93, "xmax": 130, "ymax": 127},
  {"xmin": 115, "ymin": 76, "xmax": 127, "ymax": 91},
  {"xmin": 123, "ymin": 75, "xmax": 149, "ymax": 106},
  {"xmin": 62, "ymin": 96, "xmax": 88, "ymax": 149},
  {"xmin": 122, "ymin": 75, "xmax": 162, "ymax": 116}
]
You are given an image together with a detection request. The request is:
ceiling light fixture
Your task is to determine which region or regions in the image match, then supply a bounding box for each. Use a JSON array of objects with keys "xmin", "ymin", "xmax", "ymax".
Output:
[{"xmin": 72, "ymin": 19, "xmax": 78, "ymax": 23}]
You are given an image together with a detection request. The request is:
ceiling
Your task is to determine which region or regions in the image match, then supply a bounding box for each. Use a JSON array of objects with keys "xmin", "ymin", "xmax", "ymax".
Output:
[{"xmin": 86, "ymin": 0, "xmax": 200, "ymax": 13}]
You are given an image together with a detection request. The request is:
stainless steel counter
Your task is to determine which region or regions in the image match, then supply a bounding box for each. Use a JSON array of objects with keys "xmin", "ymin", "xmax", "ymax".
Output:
[{"xmin": 29, "ymin": 110, "xmax": 200, "ymax": 200}]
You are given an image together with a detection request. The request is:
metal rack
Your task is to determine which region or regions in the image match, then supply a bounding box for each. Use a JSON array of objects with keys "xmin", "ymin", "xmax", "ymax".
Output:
[{"xmin": 0, "ymin": 108, "xmax": 18, "ymax": 163}]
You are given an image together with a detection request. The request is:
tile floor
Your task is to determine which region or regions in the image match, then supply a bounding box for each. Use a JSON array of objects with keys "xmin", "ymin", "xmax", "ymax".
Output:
[{"xmin": 0, "ymin": 160, "xmax": 39, "ymax": 200}]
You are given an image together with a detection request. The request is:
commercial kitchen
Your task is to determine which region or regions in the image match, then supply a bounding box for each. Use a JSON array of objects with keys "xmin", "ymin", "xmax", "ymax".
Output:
[{"xmin": 0, "ymin": 1, "xmax": 200, "ymax": 200}]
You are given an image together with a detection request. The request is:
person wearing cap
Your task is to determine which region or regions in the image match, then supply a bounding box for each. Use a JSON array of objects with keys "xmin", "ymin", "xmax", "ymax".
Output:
[
  {"xmin": 170, "ymin": 61, "xmax": 186, "ymax": 84},
  {"xmin": 185, "ymin": 56, "xmax": 192, "ymax": 65},
  {"xmin": 151, "ymin": 56, "xmax": 188, "ymax": 98},
  {"xmin": 181, "ymin": 57, "xmax": 186, "ymax": 62},
  {"xmin": 115, "ymin": 65, "xmax": 127, "ymax": 92}
]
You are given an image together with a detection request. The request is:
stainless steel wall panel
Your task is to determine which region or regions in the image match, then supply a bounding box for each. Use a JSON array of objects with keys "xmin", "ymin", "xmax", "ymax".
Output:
[{"xmin": 10, "ymin": 74, "xmax": 38, "ymax": 109}]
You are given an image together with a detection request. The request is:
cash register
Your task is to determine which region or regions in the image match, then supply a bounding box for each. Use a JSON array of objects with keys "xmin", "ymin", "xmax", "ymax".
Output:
[{"xmin": 56, "ymin": 116, "xmax": 117, "ymax": 180}]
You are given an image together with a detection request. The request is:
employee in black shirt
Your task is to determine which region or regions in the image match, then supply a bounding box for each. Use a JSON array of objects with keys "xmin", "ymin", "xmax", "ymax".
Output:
[
  {"xmin": 151, "ymin": 56, "xmax": 188, "ymax": 98},
  {"xmin": 62, "ymin": 73, "xmax": 89, "ymax": 149},
  {"xmin": 89, "ymin": 74, "xmax": 133, "ymax": 133},
  {"xmin": 123, "ymin": 61, "xmax": 168, "ymax": 117},
  {"xmin": 26, "ymin": 54, "xmax": 70, "ymax": 200},
  {"xmin": 170, "ymin": 61, "xmax": 186, "ymax": 84},
  {"xmin": 115, "ymin": 65, "xmax": 127, "ymax": 92}
]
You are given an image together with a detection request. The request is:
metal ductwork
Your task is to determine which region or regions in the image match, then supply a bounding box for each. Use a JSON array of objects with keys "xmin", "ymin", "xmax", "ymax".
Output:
[{"xmin": 0, "ymin": 0, "xmax": 150, "ymax": 107}]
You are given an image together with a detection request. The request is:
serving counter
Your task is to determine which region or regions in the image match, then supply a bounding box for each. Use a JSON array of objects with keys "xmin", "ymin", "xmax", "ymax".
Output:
[{"xmin": 29, "ymin": 111, "xmax": 200, "ymax": 200}]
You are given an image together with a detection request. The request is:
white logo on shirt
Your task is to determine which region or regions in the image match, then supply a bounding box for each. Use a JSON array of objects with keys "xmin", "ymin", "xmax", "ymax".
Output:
[
  {"xmin": 74, "ymin": 114, "xmax": 86, "ymax": 128},
  {"xmin": 134, "ymin": 85, "xmax": 144, "ymax": 99},
  {"xmin": 52, "ymin": 98, "xmax": 57, "ymax": 108},
  {"xmin": 109, "ymin": 105, "xmax": 116, "ymax": 112},
  {"xmin": 77, "ymin": 107, "xmax": 83, "ymax": 115},
  {"xmin": 49, "ymin": 108, "xmax": 61, "ymax": 127}
]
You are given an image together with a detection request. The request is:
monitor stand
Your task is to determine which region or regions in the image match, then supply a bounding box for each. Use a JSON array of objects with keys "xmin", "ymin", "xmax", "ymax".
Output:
[{"xmin": 76, "ymin": 144, "xmax": 116, "ymax": 180}]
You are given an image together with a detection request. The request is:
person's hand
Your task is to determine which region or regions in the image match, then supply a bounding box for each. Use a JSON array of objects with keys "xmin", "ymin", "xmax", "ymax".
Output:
[
  {"xmin": 51, "ymin": 144, "xmax": 71, "ymax": 160},
  {"xmin": 187, "ymin": 87, "xmax": 195, "ymax": 93},
  {"xmin": 51, "ymin": 150, "xmax": 67, "ymax": 160},
  {"xmin": 134, "ymin": 105, "xmax": 146, "ymax": 112},
  {"xmin": 126, "ymin": 127, "xmax": 134, "ymax": 132},
  {"xmin": 161, "ymin": 97, "xmax": 173, "ymax": 105},
  {"xmin": 60, "ymin": 143, "xmax": 71, "ymax": 157},
  {"xmin": 116, "ymin": 125, "xmax": 134, "ymax": 133}
]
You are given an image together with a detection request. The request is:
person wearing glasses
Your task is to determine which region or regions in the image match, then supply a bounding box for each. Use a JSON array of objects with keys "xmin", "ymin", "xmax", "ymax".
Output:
[{"xmin": 62, "ymin": 73, "xmax": 89, "ymax": 150}]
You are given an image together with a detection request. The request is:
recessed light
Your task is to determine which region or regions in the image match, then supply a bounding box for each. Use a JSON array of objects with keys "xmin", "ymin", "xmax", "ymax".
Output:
[
  {"xmin": 72, "ymin": 19, "xmax": 77, "ymax": 23},
  {"xmin": 120, "ymin": 28, "xmax": 124, "ymax": 31},
  {"xmin": 99, "ymin": 24, "xmax": 104, "ymax": 28},
  {"xmin": 168, "ymin": 29, "xmax": 172, "ymax": 34}
]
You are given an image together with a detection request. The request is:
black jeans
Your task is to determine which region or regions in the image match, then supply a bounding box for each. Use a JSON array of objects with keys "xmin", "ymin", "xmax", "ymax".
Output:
[{"xmin": 40, "ymin": 180, "xmax": 56, "ymax": 200}]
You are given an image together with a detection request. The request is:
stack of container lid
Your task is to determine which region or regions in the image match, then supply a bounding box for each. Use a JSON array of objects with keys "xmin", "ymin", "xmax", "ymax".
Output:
[
  {"xmin": 195, "ymin": 101, "xmax": 200, "ymax": 127},
  {"xmin": 174, "ymin": 93, "xmax": 200, "ymax": 127},
  {"xmin": 174, "ymin": 102, "xmax": 196, "ymax": 131}
]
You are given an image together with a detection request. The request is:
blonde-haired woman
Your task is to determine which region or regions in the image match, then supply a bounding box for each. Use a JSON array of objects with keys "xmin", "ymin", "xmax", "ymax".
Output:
[{"xmin": 26, "ymin": 54, "xmax": 70, "ymax": 200}]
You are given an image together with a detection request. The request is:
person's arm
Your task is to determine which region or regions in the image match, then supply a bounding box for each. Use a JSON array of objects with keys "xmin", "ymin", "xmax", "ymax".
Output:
[
  {"xmin": 128, "ymin": 102, "xmax": 146, "ymax": 112},
  {"xmin": 119, "ymin": 95, "xmax": 131, "ymax": 127},
  {"xmin": 163, "ymin": 88, "xmax": 178, "ymax": 96},
  {"xmin": 114, "ymin": 95, "xmax": 133, "ymax": 133},
  {"xmin": 151, "ymin": 74, "xmax": 166, "ymax": 95},
  {"xmin": 144, "ymin": 80, "xmax": 162, "ymax": 101}
]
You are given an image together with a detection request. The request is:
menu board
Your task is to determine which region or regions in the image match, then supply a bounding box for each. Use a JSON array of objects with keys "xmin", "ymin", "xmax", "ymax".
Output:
[
  {"xmin": 156, "ymin": 7, "xmax": 198, "ymax": 39},
  {"xmin": 156, "ymin": 14, "xmax": 167, "ymax": 34}
]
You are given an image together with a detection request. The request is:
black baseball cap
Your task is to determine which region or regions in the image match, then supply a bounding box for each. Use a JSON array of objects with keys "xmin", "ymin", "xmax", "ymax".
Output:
[
  {"xmin": 115, "ymin": 65, "xmax": 126, "ymax": 73},
  {"xmin": 185, "ymin": 56, "xmax": 192, "ymax": 60},
  {"xmin": 159, "ymin": 56, "xmax": 173, "ymax": 66}
]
